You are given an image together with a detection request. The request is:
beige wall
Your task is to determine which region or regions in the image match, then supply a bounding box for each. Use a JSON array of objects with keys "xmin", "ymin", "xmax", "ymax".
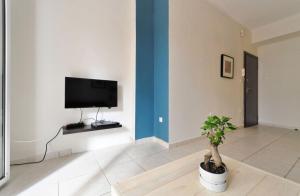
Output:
[
  {"xmin": 169, "ymin": 0, "xmax": 257, "ymax": 143},
  {"xmin": 258, "ymin": 35, "xmax": 300, "ymax": 129},
  {"xmin": 11, "ymin": 0, "xmax": 135, "ymax": 161}
]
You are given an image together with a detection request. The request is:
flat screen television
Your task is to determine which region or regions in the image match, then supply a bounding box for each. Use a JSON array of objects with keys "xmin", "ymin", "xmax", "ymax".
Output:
[{"xmin": 65, "ymin": 77, "xmax": 118, "ymax": 108}]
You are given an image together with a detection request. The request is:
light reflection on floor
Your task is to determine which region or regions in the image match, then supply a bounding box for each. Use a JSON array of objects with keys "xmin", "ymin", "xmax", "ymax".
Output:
[{"xmin": 1, "ymin": 125, "xmax": 300, "ymax": 195}]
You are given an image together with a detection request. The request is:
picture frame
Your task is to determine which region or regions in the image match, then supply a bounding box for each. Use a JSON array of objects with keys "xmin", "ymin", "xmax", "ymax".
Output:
[{"xmin": 221, "ymin": 54, "xmax": 234, "ymax": 79}]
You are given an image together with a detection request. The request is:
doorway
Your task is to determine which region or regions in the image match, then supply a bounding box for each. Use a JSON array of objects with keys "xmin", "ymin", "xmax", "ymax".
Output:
[{"xmin": 244, "ymin": 52, "xmax": 258, "ymax": 127}]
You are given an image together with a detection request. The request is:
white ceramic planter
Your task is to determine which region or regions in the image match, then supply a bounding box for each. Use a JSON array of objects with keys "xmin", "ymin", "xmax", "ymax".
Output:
[{"xmin": 199, "ymin": 162, "xmax": 228, "ymax": 192}]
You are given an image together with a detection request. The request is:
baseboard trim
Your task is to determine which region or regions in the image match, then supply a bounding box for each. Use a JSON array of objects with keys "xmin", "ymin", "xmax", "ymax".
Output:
[
  {"xmin": 169, "ymin": 136, "xmax": 204, "ymax": 149},
  {"xmin": 168, "ymin": 125, "xmax": 245, "ymax": 149},
  {"xmin": 259, "ymin": 121, "xmax": 299, "ymax": 130},
  {"xmin": 134, "ymin": 137, "xmax": 155, "ymax": 144},
  {"xmin": 152, "ymin": 137, "xmax": 169, "ymax": 148},
  {"xmin": 135, "ymin": 136, "xmax": 169, "ymax": 148},
  {"xmin": 10, "ymin": 151, "xmax": 60, "ymax": 165}
]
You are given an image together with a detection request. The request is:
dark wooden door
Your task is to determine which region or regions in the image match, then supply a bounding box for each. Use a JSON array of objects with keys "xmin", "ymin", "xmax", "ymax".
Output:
[{"xmin": 244, "ymin": 52, "xmax": 258, "ymax": 127}]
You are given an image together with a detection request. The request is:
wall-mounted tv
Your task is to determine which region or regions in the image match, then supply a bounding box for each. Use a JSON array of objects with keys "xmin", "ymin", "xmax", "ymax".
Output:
[{"xmin": 65, "ymin": 77, "xmax": 118, "ymax": 108}]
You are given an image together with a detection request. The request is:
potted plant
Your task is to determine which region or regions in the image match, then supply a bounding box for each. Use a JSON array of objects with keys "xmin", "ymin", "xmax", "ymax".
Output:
[{"xmin": 199, "ymin": 115, "xmax": 236, "ymax": 192}]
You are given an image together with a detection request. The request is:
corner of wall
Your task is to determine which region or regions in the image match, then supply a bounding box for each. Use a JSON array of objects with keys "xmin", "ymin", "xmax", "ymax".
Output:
[{"xmin": 135, "ymin": 0, "xmax": 169, "ymax": 142}]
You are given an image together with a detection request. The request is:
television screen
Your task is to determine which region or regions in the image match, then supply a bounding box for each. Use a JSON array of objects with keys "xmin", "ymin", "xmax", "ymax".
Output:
[{"xmin": 65, "ymin": 77, "xmax": 118, "ymax": 108}]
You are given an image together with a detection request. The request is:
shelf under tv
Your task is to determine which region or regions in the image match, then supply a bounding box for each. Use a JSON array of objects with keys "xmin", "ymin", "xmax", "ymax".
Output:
[{"xmin": 63, "ymin": 122, "xmax": 122, "ymax": 135}]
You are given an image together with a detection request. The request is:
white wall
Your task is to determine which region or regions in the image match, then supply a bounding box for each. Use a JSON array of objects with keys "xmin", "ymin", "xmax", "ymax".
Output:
[
  {"xmin": 169, "ymin": 0, "xmax": 256, "ymax": 143},
  {"xmin": 258, "ymin": 36, "xmax": 300, "ymax": 129},
  {"xmin": 11, "ymin": 0, "xmax": 135, "ymax": 161}
]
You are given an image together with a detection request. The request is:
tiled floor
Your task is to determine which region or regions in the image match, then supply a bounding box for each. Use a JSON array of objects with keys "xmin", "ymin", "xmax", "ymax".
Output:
[{"xmin": 1, "ymin": 125, "xmax": 300, "ymax": 196}]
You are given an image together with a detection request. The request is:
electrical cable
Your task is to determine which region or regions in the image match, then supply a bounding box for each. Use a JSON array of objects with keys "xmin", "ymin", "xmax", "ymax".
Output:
[
  {"xmin": 101, "ymin": 109, "xmax": 104, "ymax": 121},
  {"xmin": 11, "ymin": 109, "xmax": 88, "ymax": 166},
  {"xmin": 10, "ymin": 126, "xmax": 64, "ymax": 166},
  {"xmin": 95, "ymin": 107, "xmax": 100, "ymax": 122},
  {"xmin": 79, "ymin": 108, "xmax": 83, "ymax": 122}
]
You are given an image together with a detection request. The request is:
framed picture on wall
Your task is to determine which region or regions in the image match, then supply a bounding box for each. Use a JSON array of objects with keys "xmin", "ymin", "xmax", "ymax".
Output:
[{"xmin": 221, "ymin": 54, "xmax": 234, "ymax": 79}]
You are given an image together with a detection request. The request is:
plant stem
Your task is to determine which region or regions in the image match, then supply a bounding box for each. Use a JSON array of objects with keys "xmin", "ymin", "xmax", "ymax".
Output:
[
  {"xmin": 210, "ymin": 143, "xmax": 222, "ymax": 167},
  {"xmin": 204, "ymin": 151, "xmax": 212, "ymax": 170}
]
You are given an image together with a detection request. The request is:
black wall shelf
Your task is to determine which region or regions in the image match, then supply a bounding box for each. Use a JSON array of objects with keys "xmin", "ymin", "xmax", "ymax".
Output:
[{"xmin": 63, "ymin": 124, "xmax": 122, "ymax": 135}]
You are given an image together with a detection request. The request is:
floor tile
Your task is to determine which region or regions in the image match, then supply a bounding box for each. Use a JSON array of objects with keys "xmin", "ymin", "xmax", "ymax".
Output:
[
  {"xmin": 220, "ymin": 132, "xmax": 281, "ymax": 161},
  {"xmin": 2, "ymin": 125, "xmax": 300, "ymax": 195},
  {"xmin": 245, "ymin": 146, "xmax": 299, "ymax": 166},
  {"xmin": 266, "ymin": 142, "xmax": 300, "ymax": 157},
  {"xmin": 126, "ymin": 143, "xmax": 167, "ymax": 159},
  {"xmin": 179, "ymin": 139, "xmax": 210, "ymax": 154},
  {"xmin": 220, "ymin": 142, "xmax": 256, "ymax": 161},
  {"xmin": 158, "ymin": 147, "xmax": 192, "ymax": 161},
  {"xmin": 273, "ymin": 133, "xmax": 300, "ymax": 156},
  {"xmin": 17, "ymin": 183, "xmax": 58, "ymax": 196},
  {"xmin": 93, "ymin": 144, "xmax": 133, "ymax": 169},
  {"xmin": 57, "ymin": 152, "xmax": 101, "ymax": 182},
  {"xmin": 1, "ymin": 158, "xmax": 70, "ymax": 195},
  {"xmin": 244, "ymin": 149, "xmax": 297, "ymax": 177},
  {"xmin": 0, "ymin": 180, "xmax": 58, "ymax": 196},
  {"xmin": 247, "ymin": 175, "xmax": 300, "ymax": 196},
  {"xmin": 287, "ymin": 160, "xmax": 300, "ymax": 183},
  {"xmin": 260, "ymin": 126, "xmax": 291, "ymax": 136},
  {"xmin": 103, "ymin": 160, "xmax": 145, "ymax": 184},
  {"xmin": 59, "ymin": 169, "xmax": 110, "ymax": 196},
  {"xmin": 225, "ymin": 128, "xmax": 259, "ymax": 141},
  {"xmin": 164, "ymin": 139, "xmax": 210, "ymax": 160},
  {"xmin": 133, "ymin": 152, "xmax": 173, "ymax": 170}
]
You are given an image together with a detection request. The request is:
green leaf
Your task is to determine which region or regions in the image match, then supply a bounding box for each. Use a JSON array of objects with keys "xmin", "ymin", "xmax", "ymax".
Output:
[
  {"xmin": 200, "ymin": 115, "xmax": 237, "ymax": 144},
  {"xmin": 221, "ymin": 116, "xmax": 230, "ymax": 123},
  {"xmin": 227, "ymin": 123, "xmax": 237, "ymax": 130}
]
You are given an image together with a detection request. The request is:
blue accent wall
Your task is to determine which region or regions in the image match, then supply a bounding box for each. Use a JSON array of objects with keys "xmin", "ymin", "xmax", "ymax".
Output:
[
  {"xmin": 135, "ymin": 0, "xmax": 169, "ymax": 142},
  {"xmin": 135, "ymin": 0, "xmax": 154, "ymax": 140},
  {"xmin": 154, "ymin": 0, "xmax": 169, "ymax": 142}
]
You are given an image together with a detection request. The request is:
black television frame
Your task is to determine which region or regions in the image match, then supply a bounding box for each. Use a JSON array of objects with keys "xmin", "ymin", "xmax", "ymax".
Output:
[{"xmin": 65, "ymin": 77, "xmax": 118, "ymax": 109}]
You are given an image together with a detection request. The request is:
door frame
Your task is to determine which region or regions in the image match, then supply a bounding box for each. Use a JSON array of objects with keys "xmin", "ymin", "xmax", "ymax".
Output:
[
  {"xmin": 0, "ymin": 0, "xmax": 10, "ymax": 187},
  {"xmin": 243, "ymin": 51, "xmax": 258, "ymax": 127}
]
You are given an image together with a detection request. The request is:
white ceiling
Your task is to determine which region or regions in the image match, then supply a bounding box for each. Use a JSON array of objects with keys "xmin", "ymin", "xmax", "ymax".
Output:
[{"xmin": 207, "ymin": 0, "xmax": 300, "ymax": 29}]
